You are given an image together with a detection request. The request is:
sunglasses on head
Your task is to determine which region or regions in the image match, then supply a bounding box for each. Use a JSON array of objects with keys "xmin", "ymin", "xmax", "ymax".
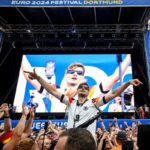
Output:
[{"xmin": 67, "ymin": 70, "xmax": 84, "ymax": 76}]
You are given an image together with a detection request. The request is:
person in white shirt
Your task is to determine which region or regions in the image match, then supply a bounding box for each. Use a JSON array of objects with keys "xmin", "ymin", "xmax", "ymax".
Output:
[{"xmin": 24, "ymin": 69, "xmax": 142, "ymax": 138}]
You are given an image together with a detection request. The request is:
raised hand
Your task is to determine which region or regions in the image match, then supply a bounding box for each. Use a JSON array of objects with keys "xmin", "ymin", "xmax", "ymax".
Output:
[
  {"xmin": 1, "ymin": 103, "xmax": 10, "ymax": 118},
  {"xmin": 22, "ymin": 103, "xmax": 30, "ymax": 116},
  {"xmin": 131, "ymin": 116, "xmax": 135, "ymax": 122},
  {"xmin": 1, "ymin": 103, "xmax": 9, "ymax": 113},
  {"xmin": 29, "ymin": 106, "xmax": 35, "ymax": 118},
  {"xmin": 98, "ymin": 117, "xmax": 103, "ymax": 123},
  {"xmin": 129, "ymin": 79, "xmax": 143, "ymax": 86},
  {"xmin": 101, "ymin": 132, "xmax": 107, "ymax": 140},
  {"xmin": 124, "ymin": 121, "xmax": 128, "ymax": 127},
  {"xmin": 24, "ymin": 68, "xmax": 40, "ymax": 80}
]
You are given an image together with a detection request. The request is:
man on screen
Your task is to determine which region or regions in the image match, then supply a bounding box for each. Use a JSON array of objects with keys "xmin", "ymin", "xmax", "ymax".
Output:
[
  {"xmin": 24, "ymin": 69, "xmax": 142, "ymax": 138},
  {"xmin": 20, "ymin": 54, "xmax": 131, "ymax": 112}
]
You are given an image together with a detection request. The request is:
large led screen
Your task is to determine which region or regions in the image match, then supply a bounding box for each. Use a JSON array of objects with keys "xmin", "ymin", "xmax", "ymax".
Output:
[{"xmin": 13, "ymin": 54, "xmax": 134, "ymax": 113}]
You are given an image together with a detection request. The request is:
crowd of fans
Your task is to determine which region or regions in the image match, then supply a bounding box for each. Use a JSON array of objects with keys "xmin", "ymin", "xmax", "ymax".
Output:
[{"xmin": 0, "ymin": 102, "xmax": 149, "ymax": 150}]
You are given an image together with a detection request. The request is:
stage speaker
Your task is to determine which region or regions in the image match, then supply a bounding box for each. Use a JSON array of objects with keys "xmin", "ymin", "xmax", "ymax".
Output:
[{"xmin": 138, "ymin": 124, "xmax": 150, "ymax": 150}]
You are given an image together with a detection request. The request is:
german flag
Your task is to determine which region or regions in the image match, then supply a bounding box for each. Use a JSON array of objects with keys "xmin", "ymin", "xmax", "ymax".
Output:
[{"xmin": 0, "ymin": 131, "xmax": 13, "ymax": 144}]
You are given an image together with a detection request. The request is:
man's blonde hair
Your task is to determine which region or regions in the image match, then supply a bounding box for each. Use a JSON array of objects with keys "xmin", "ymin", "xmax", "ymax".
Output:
[{"xmin": 67, "ymin": 63, "xmax": 85, "ymax": 73}]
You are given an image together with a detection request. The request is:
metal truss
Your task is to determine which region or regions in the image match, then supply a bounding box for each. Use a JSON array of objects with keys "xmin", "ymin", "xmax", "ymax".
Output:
[
  {"xmin": 1, "ymin": 24, "xmax": 145, "ymax": 33},
  {"xmin": 1, "ymin": 24, "xmax": 145, "ymax": 50}
]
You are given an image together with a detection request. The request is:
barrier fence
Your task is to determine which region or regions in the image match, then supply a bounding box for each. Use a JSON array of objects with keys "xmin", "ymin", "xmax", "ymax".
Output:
[{"xmin": 0, "ymin": 119, "xmax": 150, "ymax": 130}]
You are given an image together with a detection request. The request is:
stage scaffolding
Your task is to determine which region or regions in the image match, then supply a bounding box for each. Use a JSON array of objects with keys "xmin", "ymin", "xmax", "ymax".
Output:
[{"xmin": 1, "ymin": 24, "xmax": 145, "ymax": 51}]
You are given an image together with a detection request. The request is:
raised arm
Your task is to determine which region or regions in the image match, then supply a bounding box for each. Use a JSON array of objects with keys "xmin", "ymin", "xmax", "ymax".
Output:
[
  {"xmin": 24, "ymin": 69, "xmax": 63, "ymax": 100},
  {"xmin": 124, "ymin": 120, "xmax": 129, "ymax": 128},
  {"xmin": 1, "ymin": 103, "xmax": 12, "ymax": 132},
  {"xmin": 100, "ymin": 54, "xmax": 131, "ymax": 92},
  {"xmin": 114, "ymin": 117, "xmax": 119, "ymax": 129},
  {"xmin": 104, "ymin": 79, "xmax": 142, "ymax": 104},
  {"xmin": 3, "ymin": 103, "xmax": 29, "ymax": 150},
  {"xmin": 95, "ymin": 79, "xmax": 142, "ymax": 107},
  {"xmin": 22, "ymin": 55, "xmax": 41, "ymax": 91},
  {"xmin": 21, "ymin": 106, "xmax": 35, "ymax": 139},
  {"xmin": 98, "ymin": 117, "xmax": 106, "ymax": 132}
]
